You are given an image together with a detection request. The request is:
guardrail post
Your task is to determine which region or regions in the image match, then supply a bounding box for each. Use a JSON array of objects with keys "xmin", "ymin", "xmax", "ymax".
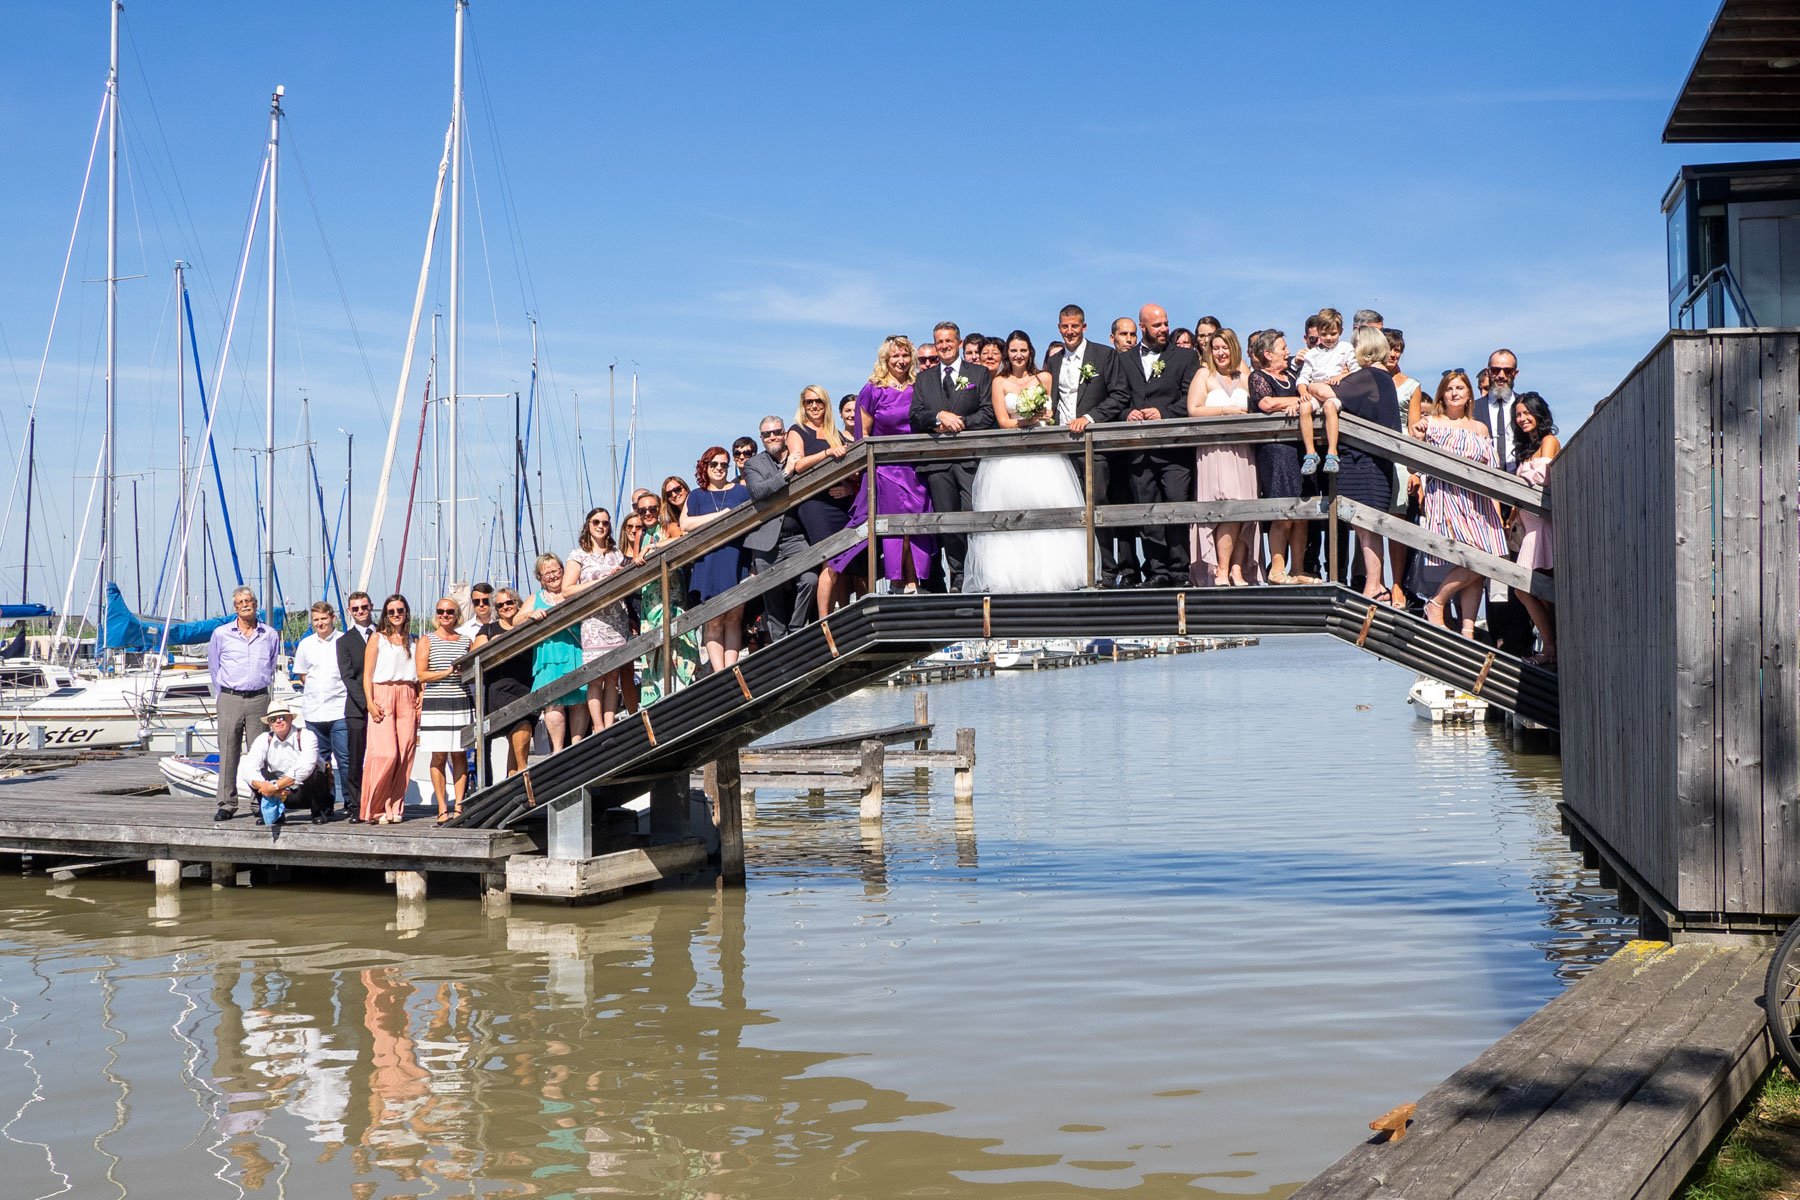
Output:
[
  {"xmin": 1326, "ymin": 477, "xmax": 1340, "ymax": 583},
  {"xmin": 659, "ymin": 559, "xmax": 674, "ymax": 697},
  {"xmin": 472, "ymin": 656, "xmax": 488, "ymax": 790},
  {"xmin": 1083, "ymin": 431, "xmax": 1097, "ymax": 588},
  {"xmin": 864, "ymin": 442, "xmax": 879, "ymax": 595}
]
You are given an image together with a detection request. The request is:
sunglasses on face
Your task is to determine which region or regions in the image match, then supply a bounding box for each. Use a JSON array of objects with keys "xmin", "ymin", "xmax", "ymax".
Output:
[
  {"xmin": 436, "ymin": 608, "xmax": 458, "ymax": 617},
  {"xmin": 734, "ymin": 449, "xmax": 753, "ymax": 458},
  {"xmin": 708, "ymin": 460, "xmax": 729, "ymax": 469},
  {"xmin": 385, "ymin": 607, "xmax": 407, "ymax": 615},
  {"xmin": 497, "ymin": 599, "xmax": 519, "ymax": 610},
  {"xmin": 472, "ymin": 596, "xmax": 492, "ymax": 606},
  {"xmin": 636, "ymin": 504, "xmax": 659, "ymax": 515}
]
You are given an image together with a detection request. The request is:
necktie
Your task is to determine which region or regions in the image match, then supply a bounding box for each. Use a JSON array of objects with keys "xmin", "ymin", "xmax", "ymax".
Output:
[{"xmin": 943, "ymin": 365, "xmax": 955, "ymax": 391}]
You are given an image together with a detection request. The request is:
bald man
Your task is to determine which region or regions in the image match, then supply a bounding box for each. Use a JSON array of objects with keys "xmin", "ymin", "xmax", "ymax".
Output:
[{"xmin": 1117, "ymin": 303, "xmax": 1200, "ymax": 586}]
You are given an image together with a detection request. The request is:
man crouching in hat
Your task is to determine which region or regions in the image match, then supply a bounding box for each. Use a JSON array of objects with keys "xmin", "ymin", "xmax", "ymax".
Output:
[{"xmin": 237, "ymin": 705, "xmax": 328, "ymax": 829}]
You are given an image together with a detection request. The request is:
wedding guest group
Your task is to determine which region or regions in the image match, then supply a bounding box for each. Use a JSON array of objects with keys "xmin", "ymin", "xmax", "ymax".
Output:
[{"xmin": 202, "ymin": 301, "xmax": 1558, "ymax": 827}]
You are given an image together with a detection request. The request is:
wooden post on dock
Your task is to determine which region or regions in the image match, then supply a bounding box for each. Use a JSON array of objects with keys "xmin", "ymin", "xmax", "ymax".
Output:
[
  {"xmin": 913, "ymin": 690, "xmax": 931, "ymax": 783},
  {"xmin": 209, "ymin": 861, "xmax": 234, "ymax": 889},
  {"xmin": 705, "ymin": 756, "xmax": 746, "ymax": 887},
  {"xmin": 858, "ymin": 739, "xmax": 884, "ymax": 823},
  {"xmin": 394, "ymin": 870, "xmax": 427, "ymax": 902},
  {"xmin": 480, "ymin": 870, "xmax": 509, "ymax": 915},
  {"xmin": 954, "ymin": 727, "xmax": 976, "ymax": 802},
  {"xmin": 150, "ymin": 859, "xmax": 180, "ymax": 890}
]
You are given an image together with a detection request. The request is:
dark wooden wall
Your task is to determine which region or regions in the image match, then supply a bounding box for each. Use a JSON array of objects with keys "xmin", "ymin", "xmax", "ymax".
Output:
[{"xmin": 1558, "ymin": 330, "xmax": 1798, "ymax": 921}]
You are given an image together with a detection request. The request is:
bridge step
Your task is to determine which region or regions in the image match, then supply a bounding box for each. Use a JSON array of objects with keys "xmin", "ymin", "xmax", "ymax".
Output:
[{"xmin": 452, "ymin": 585, "xmax": 1555, "ymax": 832}]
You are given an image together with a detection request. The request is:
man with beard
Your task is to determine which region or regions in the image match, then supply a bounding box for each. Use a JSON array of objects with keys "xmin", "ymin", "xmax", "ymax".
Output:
[{"xmin": 1117, "ymin": 304, "xmax": 1199, "ymax": 586}]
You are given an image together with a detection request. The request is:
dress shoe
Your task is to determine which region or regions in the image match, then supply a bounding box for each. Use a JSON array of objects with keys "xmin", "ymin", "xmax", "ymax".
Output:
[
  {"xmin": 311, "ymin": 815, "xmax": 328, "ymax": 825},
  {"xmin": 213, "ymin": 808, "xmax": 234, "ymax": 822},
  {"xmin": 254, "ymin": 813, "xmax": 265, "ymax": 826},
  {"xmin": 347, "ymin": 815, "xmax": 364, "ymax": 824}
]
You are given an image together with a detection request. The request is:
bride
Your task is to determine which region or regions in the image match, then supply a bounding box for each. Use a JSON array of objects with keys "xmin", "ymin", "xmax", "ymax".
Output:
[{"xmin": 963, "ymin": 330, "xmax": 1089, "ymax": 593}]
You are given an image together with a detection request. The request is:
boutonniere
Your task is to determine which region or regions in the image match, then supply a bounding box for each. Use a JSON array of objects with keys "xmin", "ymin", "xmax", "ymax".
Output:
[
  {"xmin": 1151, "ymin": 359, "xmax": 1166, "ymax": 378},
  {"xmin": 953, "ymin": 374, "xmax": 971, "ymax": 390},
  {"xmin": 1079, "ymin": 363, "xmax": 1098, "ymax": 381}
]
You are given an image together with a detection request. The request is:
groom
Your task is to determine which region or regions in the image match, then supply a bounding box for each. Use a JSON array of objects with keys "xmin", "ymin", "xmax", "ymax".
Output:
[
  {"xmin": 1045, "ymin": 304, "xmax": 1134, "ymax": 585},
  {"xmin": 1120, "ymin": 303, "xmax": 1198, "ymax": 586},
  {"xmin": 909, "ymin": 320, "xmax": 994, "ymax": 592}
]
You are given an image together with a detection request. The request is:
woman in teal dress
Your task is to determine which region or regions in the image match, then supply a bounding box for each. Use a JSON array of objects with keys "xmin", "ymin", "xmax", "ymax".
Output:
[
  {"xmin": 527, "ymin": 552, "xmax": 588, "ymax": 752},
  {"xmin": 627, "ymin": 488, "xmax": 699, "ymax": 705}
]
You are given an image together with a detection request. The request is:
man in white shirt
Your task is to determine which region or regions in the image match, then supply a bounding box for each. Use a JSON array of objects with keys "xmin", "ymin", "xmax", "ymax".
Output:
[
  {"xmin": 456, "ymin": 584, "xmax": 493, "ymax": 641},
  {"xmin": 238, "ymin": 705, "xmax": 325, "ymax": 827},
  {"xmin": 292, "ymin": 602, "xmax": 349, "ymax": 821}
]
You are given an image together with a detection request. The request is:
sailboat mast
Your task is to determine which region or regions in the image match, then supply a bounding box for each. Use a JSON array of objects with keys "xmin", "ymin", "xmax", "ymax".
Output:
[
  {"xmin": 20, "ymin": 418, "xmax": 33, "ymax": 604},
  {"xmin": 609, "ymin": 361, "xmax": 618, "ymax": 510},
  {"xmin": 174, "ymin": 260, "xmax": 189, "ymax": 619},
  {"xmin": 102, "ymin": 0, "xmax": 120, "ymax": 616},
  {"xmin": 264, "ymin": 84, "xmax": 283, "ymax": 619},
  {"xmin": 447, "ymin": 0, "xmax": 466, "ymax": 586}
]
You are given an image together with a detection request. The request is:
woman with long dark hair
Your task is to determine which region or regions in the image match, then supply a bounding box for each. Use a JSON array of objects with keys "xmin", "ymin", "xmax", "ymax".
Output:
[
  {"xmin": 1511, "ymin": 392, "xmax": 1561, "ymax": 665},
  {"xmin": 359, "ymin": 593, "xmax": 421, "ymax": 824},
  {"xmin": 564, "ymin": 506, "xmax": 631, "ymax": 730},
  {"xmin": 682, "ymin": 445, "xmax": 752, "ymax": 672}
]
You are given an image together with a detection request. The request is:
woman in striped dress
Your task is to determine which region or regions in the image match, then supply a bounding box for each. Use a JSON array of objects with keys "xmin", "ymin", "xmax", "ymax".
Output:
[
  {"xmin": 415, "ymin": 597, "xmax": 473, "ymax": 824},
  {"xmin": 1412, "ymin": 370, "xmax": 1509, "ymax": 637}
]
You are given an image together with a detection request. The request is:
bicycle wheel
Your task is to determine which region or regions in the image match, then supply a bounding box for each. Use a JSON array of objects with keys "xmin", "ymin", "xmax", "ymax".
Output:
[{"xmin": 1764, "ymin": 917, "xmax": 1800, "ymax": 1078}]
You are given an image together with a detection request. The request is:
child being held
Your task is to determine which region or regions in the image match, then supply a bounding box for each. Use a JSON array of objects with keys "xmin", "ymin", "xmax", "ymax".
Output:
[{"xmin": 1296, "ymin": 307, "xmax": 1352, "ymax": 475}]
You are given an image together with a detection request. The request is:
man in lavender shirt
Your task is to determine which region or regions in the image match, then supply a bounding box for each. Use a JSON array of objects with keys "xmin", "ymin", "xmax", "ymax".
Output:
[{"xmin": 207, "ymin": 586, "xmax": 280, "ymax": 820}]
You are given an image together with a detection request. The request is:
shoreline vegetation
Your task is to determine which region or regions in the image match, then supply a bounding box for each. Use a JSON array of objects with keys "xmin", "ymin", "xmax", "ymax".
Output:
[{"xmin": 1684, "ymin": 1066, "xmax": 1800, "ymax": 1199}]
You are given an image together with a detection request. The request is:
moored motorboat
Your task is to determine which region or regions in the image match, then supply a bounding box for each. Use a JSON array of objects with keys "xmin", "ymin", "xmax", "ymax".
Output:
[{"xmin": 1407, "ymin": 676, "xmax": 1490, "ymax": 724}]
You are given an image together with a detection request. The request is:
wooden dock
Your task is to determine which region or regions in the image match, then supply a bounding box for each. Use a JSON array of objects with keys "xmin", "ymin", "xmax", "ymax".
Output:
[
  {"xmin": 0, "ymin": 753, "xmax": 534, "ymax": 884},
  {"xmin": 1294, "ymin": 940, "xmax": 1772, "ymax": 1199}
]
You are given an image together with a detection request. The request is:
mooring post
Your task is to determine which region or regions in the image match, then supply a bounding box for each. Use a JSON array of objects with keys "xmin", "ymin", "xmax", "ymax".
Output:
[
  {"xmin": 859, "ymin": 739, "xmax": 884, "ymax": 823},
  {"xmin": 954, "ymin": 727, "xmax": 976, "ymax": 802},
  {"xmin": 706, "ymin": 756, "xmax": 746, "ymax": 887},
  {"xmin": 394, "ymin": 870, "xmax": 427, "ymax": 902},
  {"xmin": 150, "ymin": 858, "xmax": 181, "ymax": 890},
  {"xmin": 209, "ymin": 861, "xmax": 234, "ymax": 889},
  {"xmin": 913, "ymin": 689, "xmax": 931, "ymax": 783}
]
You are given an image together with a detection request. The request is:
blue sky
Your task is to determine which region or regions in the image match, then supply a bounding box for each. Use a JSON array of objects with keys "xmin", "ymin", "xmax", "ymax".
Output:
[{"xmin": 0, "ymin": 1, "xmax": 1783, "ymax": 610}]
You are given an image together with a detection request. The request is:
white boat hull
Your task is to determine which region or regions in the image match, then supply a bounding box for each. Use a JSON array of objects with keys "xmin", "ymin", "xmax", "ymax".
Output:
[{"xmin": 1407, "ymin": 678, "xmax": 1490, "ymax": 724}]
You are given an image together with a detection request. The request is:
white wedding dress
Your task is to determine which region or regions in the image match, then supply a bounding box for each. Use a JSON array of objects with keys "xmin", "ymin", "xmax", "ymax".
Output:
[{"xmin": 962, "ymin": 390, "xmax": 1089, "ymax": 593}]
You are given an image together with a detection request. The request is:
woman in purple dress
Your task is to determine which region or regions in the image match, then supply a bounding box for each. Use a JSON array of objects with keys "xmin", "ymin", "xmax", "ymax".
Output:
[{"xmin": 819, "ymin": 336, "xmax": 935, "ymax": 609}]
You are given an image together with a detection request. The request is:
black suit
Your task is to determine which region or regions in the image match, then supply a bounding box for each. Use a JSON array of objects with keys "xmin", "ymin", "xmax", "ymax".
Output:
[
  {"xmin": 1118, "ymin": 341, "xmax": 1200, "ymax": 583},
  {"xmin": 336, "ymin": 623, "xmax": 374, "ymax": 812},
  {"xmin": 908, "ymin": 359, "xmax": 995, "ymax": 590},
  {"xmin": 1047, "ymin": 341, "xmax": 1138, "ymax": 583}
]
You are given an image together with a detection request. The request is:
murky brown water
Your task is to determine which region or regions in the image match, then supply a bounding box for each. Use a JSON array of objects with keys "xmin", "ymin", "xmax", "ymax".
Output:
[{"xmin": 0, "ymin": 639, "xmax": 1624, "ymax": 1198}]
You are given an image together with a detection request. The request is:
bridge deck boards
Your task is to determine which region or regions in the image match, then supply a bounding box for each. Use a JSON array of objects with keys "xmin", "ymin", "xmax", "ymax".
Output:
[
  {"xmin": 0, "ymin": 755, "xmax": 533, "ymax": 872},
  {"xmin": 1293, "ymin": 941, "xmax": 1771, "ymax": 1200}
]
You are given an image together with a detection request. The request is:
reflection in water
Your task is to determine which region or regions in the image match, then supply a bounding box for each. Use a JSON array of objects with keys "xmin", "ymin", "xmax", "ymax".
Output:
[{"xmin": 0, "ymin": 639, "xmax": 1622, "ymax": 1198}]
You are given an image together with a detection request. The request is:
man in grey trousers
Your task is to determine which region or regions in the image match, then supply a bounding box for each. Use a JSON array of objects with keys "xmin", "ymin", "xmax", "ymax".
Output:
[{"xmin": 206, "ymin": 586, "xmax": 280, "ymax": 821}]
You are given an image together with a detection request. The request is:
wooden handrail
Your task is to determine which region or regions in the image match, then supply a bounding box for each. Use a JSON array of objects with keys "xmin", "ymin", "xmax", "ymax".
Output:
[{"xmin": 461, "ymin": 411, "xmax": 1549, "ymax": 688}]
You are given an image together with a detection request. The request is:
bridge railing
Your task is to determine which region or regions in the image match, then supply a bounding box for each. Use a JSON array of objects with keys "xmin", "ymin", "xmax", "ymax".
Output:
[{"xmin": 458, "ymin": 411, "xmax": 1550, "ymax": 780}]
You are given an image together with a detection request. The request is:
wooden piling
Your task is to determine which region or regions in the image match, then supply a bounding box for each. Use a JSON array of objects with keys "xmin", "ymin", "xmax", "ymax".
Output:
[
  {"xmin": 954, "ymin": 727, "xmax": 976, "ymax": 802},
  {"xmin": 394, "ymin": 870, "xmax": 427, "ymax": 902},
  {"xmin": 858, "ymin": 740, "xmax": 884, "ymax": 823},
  {"xmin": 705, "ymin": 756, "xmax": 746, "ymax": 887}
]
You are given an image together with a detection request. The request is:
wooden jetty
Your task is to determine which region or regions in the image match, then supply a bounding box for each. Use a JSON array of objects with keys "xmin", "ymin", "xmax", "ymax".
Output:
[{"xmin": 1294, "ymin": 940, "xmax": 1772, "ymax": 1200}]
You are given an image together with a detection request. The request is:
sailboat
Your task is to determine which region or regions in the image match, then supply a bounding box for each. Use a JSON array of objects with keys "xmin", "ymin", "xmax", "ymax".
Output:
[{"xmin": 3, "ymin": 6, "xmax": 293, "ymax": 754}]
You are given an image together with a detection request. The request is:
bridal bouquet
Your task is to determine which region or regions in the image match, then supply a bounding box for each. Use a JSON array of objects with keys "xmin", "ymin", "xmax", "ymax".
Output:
[{"xmin": 1015, "ymin": 382, "xmax": 1050, "ymax": 423}]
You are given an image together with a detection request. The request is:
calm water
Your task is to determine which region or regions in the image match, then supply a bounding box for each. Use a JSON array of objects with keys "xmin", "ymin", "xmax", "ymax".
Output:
[{"xmin": 0, "ymin": 638, "xmax": 1625, "ymax": 1198}]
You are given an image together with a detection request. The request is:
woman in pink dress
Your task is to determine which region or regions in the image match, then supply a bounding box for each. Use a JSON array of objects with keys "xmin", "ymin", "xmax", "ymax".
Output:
[
  {"xmin": 1412, "ymin": 370, "xmax": 1509, "ymax": 637},
  {"xmin": 563, "ymin": 507, "xmax": 631, "ymax": 730},
  {"xmin": 1186, "ymin": 328, "xmax": 1260, "ymax": 586},
  {"xmin": 1510, "ymin": 393, "xmax": 1561, "ymax": 666}
]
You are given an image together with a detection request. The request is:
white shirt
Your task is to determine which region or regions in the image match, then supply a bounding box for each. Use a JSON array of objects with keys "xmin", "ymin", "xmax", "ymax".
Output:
[
  {"xmin": 370, "ymin": 635, "xmax": 419, "ymax": 684},
  {"xmin": 237, "ymin": 724, "xmax": 319, "ymax": 798},
  {"xmin": 1297, "ymin": 341, "xmax": 1357, "ymax": 386},
  {"xmin": 456, "ymin": 617, "xmax": 483, "ymax": 640},
  {"xmin": 1056, "ymin": 340, "xmax": 1088, "ymax": 424},
  {"xmin": 1480, "ymin": 391, "xmax": 1518, "ymax": 472},
  {"xmin": 292, "ymin": 630, "xmax": 346, "ymax": 723},
  {"xmin": 1139, "ymin": 343, "xmax": 1162, "ymax": 380}
]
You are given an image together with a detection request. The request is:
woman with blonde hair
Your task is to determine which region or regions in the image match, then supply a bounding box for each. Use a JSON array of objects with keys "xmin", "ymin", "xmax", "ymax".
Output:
[
  {"xmin": 1304, "ymin": 327, "xmax": 1404, "ymax": 597},
  {"xmin": 470, "ymin": 586, "xmax": 536, "ymax": 778},
  {"xmin": 416, "ymin": 595, "xmax": 473, "ymax": 823},
  {"xmin": 821, "ymin": 336, "xmax": 934, "ymax": 604},
  {"xmin": 1187, "ymin": 327, "xmax": 1260, "ymax": 586},
  {"xmin": 526, "ymin": 552, "xmax": 588, "ymax": 752},
  {"xmin": 784, "ymin": 384, "xmax": 855, "ymax": 615}
]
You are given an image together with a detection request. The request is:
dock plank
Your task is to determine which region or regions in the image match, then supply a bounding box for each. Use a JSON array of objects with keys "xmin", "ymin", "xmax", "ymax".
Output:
[{"xmin": 1294, "ymin": 942, "xmax": 1772, "ymax": 1200}]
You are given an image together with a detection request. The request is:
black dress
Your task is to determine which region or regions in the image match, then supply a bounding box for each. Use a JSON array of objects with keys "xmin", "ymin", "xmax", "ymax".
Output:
[
  {"xmin": 1250, "ymin": 368, "xmax": 1303, "ymax": 498},
  {"xmin": 790, "ymin": 424, "xmax": 853, "ymax": 544},
  {"xmin": 477, "ymin": 621, "xmax": 536, "ymax": 728},
  {"xmin": 1328, "ymin": 367, "xmax": 1401, "ymax": 510}
]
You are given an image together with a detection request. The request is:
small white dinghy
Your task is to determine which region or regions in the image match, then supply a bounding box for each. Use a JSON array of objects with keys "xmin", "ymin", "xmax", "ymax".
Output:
[
  {"xmin": 160, "ymin": 754, "xmax": 220, "ymax": 800},
  {"xmin": 1407, "ymin": 677, "xmax": 1490, "ymax": 724}
]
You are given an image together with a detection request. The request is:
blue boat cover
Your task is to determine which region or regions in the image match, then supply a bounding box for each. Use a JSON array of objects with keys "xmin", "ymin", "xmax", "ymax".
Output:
[
  {"xmin": 102, "ymin": 583, "xmax": 284, "ymax": 652},
  {"xmin": 0, "ymin": 604, "xmax": 53, "ymax": 620}
]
